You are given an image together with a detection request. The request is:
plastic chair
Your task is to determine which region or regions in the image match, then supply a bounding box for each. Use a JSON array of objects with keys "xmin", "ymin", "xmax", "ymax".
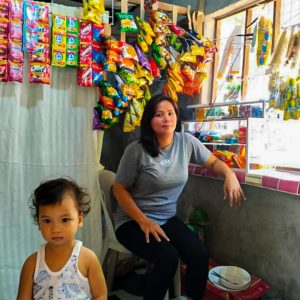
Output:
[{"xmin": 99, "ymin": 169, "xmax": 181, "ymax": 299}]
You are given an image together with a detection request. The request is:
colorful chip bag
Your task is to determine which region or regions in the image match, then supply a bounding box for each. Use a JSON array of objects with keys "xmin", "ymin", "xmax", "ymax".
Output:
[{"xmin": 116, "ymin": 12, "xmax": 138, "ymax": 33}]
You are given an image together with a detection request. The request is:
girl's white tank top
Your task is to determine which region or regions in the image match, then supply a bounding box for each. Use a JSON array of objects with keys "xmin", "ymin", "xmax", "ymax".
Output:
[{"xmin": 33, "ymin": 240, "xmax": 91, "ymax": 299}]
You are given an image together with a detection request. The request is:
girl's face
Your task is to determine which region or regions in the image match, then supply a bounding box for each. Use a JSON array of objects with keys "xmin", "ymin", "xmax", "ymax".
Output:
[
  {"xmin": 151, "ymin": 100, "xmax": 177, "ymax": 137},
  {"xmin": 38, "ymin": 193, "xmax": 83, "ymax": 247}
]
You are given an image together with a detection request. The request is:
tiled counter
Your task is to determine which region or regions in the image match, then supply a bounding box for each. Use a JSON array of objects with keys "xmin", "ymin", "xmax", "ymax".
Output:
[{"xmin": 188, "ymin": 164, "xmax": 300, "ymax": 195}]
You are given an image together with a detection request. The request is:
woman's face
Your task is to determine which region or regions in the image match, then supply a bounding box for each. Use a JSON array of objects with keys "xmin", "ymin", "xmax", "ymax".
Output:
[{"xmin": 151, "ymin": 100, "xmax": 177, "ymax": 137}]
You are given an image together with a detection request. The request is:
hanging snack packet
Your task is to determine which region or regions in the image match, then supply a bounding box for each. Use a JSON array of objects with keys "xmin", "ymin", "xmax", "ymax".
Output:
[
  {"xmin": 9, "ymin": 19, "xmax": 22, "ymax": 40},
  {"xmin": 150, "ymin": 10, "xmax": 171, "ymax": 24},
  {"xmin": 80, "ymin": 20, "xmax": 92, "ymax": 43},
  {"xmin": 136, "ymin": 17, "xmax": 155, "ymax": 37},
  {"xmin": 153, "ymin": 52, "xmax": 167, "ymax": 69},
  {"xmin": 123, "ymin": 111, "xmax": 135, "ymax": 132},
  {"xmin": 67, "ymin": 16, "xmax": 79, "ymax": 34},
  {"xmin": 77, "ymin": 65, "xmax": 92, "ymax": 87},
  {"xmin": 8, "ymin": 40, "xmax": 23, "ymax": 62},
  {"xmin": 135, "ymin": 45, "xmax": 150, "ymax": 70},
  {"xmin": 169, "ymin": 33, "xmax": 182, "ymax": 52},
  {"xmin": 181, "ymin": 64, "xmax": 195, "ymax": 81},
  {"xmin": 149, "ymin": 57, "xmax": 160, "ymax": 78},
  {"xmin": 120, "ymin": 41, "xmax": 138, "ymax": 62},
  {"xmin": 116, "ymin": 12, "xmax": 138, "ymax": 33},
  {"xmin": 106, "ymin": 49, "xmax": 122, "ymax": 63},
  {"xmin": 9, "ymin": 0, "xmax": 23, "ymax": 19},
  {"xmin": 119, "ymin": 58, "xmax": 135, "ymax": 72},
  {"xmin": 66, "ymin": 50, "xmax": 78, "ymax": 67},
  {"xmin": 82, "ymin": 0, "xmax": 105, "ymax": 25},
  {"xmin": 8, "ymin": 61, "xmax": 23, "ymax": 82},
  {"xmin": 119, "ymin": 68, "xmax": 138, "ymax": 83},
  {"xmin": 29, "ymin": 63, "xmax": 50, "ymax": 84},
  {"xmin": 79, "ymin": 42, "xmax": 92, "ymax": 66},
  {"xmin": 53, "ymin": 14, "xmax": 66, "ymax": 32},
  {"xmin": 129, "ymin": 104, "xmax": 140, "ymax": 126},
  {"xmin": 104, "ymin": 61, "xmax": 117, "ymax": 73},
  {"xmin": 137, "ymin": 34, "xmax": 149, "ymax": 53},
  {"xmin": 92, "ymin": 64, "xmax": 103, "ymax": 86},
  {"xmin": 100, "ymin": 80, "xmax": 119, "ymax": 100},
  {"xmin": 30, "ymin": 43, "xmax": 50, "ymax": 63},
  {"xmin": 103, "ymin": 36, "xmax": 122, "ymax": 53},
  {"xmin": 100, "ymin": 95, "xmax": 115, "ymax": 109},
  {"xmin": 92, "ymin": 107, "xmax": 102, "ymax": 130},
  {"xmin": 0, "ymin": 61, "xmax": 8, "ymax": 82},
  {"xmin": 92, "ymin": 23, "xmax": 105, "ymax": 42}
]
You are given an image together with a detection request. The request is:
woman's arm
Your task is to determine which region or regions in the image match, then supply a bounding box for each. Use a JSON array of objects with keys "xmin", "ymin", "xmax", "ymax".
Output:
[
  {"xmin": 112, "ymin": 182, "xmax": 170, "ymax": 243},
  {"xmin": 203, "ymin": 154, "xmax": 246, "ymax": 207},
  {"xmin": 83, "ymin": 248, "xmax": 107, "ymax": 300},
  {"xmin": 16, "ymin": 253, "xmax": 36, "ymax": 300}
]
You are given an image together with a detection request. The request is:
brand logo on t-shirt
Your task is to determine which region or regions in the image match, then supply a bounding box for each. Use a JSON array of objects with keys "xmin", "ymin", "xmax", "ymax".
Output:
[{"xmin": 160, "ymin": 159, "xmax": 171, "ymax": 167}]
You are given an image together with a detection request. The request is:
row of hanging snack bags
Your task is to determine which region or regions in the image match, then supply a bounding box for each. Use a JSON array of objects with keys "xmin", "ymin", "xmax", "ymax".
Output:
[
  {"xmin": 91, "ymin": 10, "xmax": 217, "ymax": 131},
  {"xmin": 0, "ymin": 0, "xmax": 217, "ymax": 132}
]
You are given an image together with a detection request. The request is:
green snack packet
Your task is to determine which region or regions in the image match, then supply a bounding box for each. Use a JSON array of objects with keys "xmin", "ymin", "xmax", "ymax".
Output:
[
  {"xmin": 116, "ymin": 12, "xmax": 139, "ymax": 33},
  {"xmin": 66, "ymin": 34, "xmax": 79, "ymax": 50},
  {"xmin": 66, "ymin": 16, "xmax": 79, "ymax": 34},
  {"xmin": 66, "ymin": 50, "xmax": 78, "ymax": 67}
]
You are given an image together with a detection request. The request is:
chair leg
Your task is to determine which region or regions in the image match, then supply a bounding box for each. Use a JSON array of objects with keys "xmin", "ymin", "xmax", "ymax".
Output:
[
  {"xmin": 163, "ymin": 289, "xmax": 169, "ymax": 300},
  {"xmin": 105, "ymin": 249, "xmax": 119, "ymax": 292},
  {"xmin": 173, "ymin": 262, "xmax": 181, "ymax": 298}
]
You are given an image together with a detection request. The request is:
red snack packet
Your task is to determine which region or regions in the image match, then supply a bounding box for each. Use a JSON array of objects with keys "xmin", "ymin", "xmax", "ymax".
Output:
[
  {"xmin": 77, "ymin": 66, "xmax": 93, "ymax": 87},
  {"xmin": 149, "ymin": 57, "xmax": 160, "ymax": 78},
  {"xmin": 80, "ymin": 20, "xmax": 92, "ymax": 43},
  {"xmin": 8, "ymin": 61, "xmax": 23, "ymax": 82},
  {"xmin": 79, "ymin": 42, "xmax": 92, "ymax": 66}
]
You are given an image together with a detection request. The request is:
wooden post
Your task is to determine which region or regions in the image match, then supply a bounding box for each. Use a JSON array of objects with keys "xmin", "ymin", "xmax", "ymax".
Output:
[
  {"xmin": 172, "ymin": 5, "xmax": 178, "ymax": 24},
  {"xmin": 120, "ymin": 0, "xmax": 128, "ymax": 42}
]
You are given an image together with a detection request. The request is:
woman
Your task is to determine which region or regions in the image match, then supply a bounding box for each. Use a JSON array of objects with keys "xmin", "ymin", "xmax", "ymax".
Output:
[{"xmin": 112, "ymin": 94, "xmax": 245, "ymax": 300}]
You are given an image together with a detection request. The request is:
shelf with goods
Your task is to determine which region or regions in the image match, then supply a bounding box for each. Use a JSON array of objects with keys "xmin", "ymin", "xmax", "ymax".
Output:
[
  {"xmin": 183, "ymin": 100, "xmax": 268, "ymax": 123},
  {"xmin": 182, "ymin": 101, "xmax": 269, "ymax": 172}
]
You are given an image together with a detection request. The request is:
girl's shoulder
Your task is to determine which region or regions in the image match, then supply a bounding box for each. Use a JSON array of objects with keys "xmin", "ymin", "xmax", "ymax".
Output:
[
  {"xmin": 79, "ymin": 246, "xmax": 100, "ymax": 265},
  {"xmin": 22, "ymin": 252, "xmax": 37, "ymax": 274},
  {"xmin": 78, "ymin": 246, "xmax": 101, "ymax": 277}
]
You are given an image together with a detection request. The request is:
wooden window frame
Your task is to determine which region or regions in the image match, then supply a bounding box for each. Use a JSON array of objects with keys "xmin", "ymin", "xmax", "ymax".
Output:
[{"xmin": 200, "ymin": 0, "xmax": 281, "ymax": 105}]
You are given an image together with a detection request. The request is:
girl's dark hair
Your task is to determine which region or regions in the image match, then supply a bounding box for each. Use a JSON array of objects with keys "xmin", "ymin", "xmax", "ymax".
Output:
[
  {"xmin": 140, "ymin": 94, "xmax": 181, "ymax": 157},
  {"xmin": 30, "ymin": 178, "xmax": 91, "ymax": 224}
]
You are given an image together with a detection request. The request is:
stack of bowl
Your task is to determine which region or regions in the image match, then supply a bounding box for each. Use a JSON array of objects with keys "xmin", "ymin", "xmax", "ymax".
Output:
[{"xmin": 209, "ymin": 266, "xmax": 251, "ymax": 291}]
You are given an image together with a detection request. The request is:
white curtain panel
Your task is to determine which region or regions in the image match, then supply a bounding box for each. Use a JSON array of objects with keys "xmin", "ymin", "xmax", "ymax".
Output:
[{"xmin": 0, "ymin": 4, "xmax": 105, "ymax": 299}]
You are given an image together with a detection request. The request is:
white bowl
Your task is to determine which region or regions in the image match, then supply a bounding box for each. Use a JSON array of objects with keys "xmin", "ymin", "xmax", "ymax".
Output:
[{"xmin": 209, "ymin": 266, "xmax": 251, "ymax": 291}]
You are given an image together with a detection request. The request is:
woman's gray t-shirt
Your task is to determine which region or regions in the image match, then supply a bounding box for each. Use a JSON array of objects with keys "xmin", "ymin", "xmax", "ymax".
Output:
[{"xmin": 114, "ymin": 132, "xmax": 211, "ymax": 229}]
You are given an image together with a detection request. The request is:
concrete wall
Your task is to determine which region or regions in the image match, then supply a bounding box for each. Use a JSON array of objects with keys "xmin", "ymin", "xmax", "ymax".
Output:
[{"xmin": 178, "ymin": 175, "xmax": 300, "ymax": 300}]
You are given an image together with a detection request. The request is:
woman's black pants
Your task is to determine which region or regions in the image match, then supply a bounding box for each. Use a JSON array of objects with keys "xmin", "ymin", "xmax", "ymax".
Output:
[{"xmin": 115, "ymin": 216, "xmax": 208, "ymax": 300}]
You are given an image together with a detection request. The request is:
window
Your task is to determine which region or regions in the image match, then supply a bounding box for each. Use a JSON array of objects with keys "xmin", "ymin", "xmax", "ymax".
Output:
[{"xmin": 202, "ymin": 0, "xmax": 300, "ymax": 104}]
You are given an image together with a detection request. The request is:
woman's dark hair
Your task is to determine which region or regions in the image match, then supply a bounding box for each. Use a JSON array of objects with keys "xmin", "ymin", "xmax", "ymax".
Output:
[
  {"xmin": 30, "ymin": 178, "xmax": 91, "ymax": 224},
  {"xmin": 140, "ymin": 94, "xmax": 181, "ymax": 157}
]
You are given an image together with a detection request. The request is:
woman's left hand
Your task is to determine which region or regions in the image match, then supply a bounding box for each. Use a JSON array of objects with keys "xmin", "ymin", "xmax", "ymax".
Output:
[{"xmin": 223, "ymin": 171, "xmax": 246, "ymax": 207}]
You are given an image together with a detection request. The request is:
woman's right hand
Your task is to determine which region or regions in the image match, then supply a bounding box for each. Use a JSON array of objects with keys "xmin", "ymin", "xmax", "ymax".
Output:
[
  {"xmin": 113, "ymin": 182, "xmax": 170, "ymax": 243},
  {"xmin": 139, "ymin": 218, "xmax": 170, "ymax": 243}
]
